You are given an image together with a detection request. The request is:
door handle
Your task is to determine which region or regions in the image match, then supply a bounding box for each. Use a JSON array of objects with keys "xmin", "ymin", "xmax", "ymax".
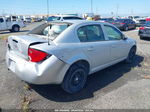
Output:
[
  {"xmin": 87, "ymin": 46, "xmax": 94, "ymax": 51},
  {"xmin": 111, "ymin": 45, "xmax": 117, "ymax": 48}
]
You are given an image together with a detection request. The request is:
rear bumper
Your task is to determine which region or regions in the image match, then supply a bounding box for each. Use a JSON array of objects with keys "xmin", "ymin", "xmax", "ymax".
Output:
[{"xmin": 6, "ymin": 50, "xmax": 70, "ymax": 84}]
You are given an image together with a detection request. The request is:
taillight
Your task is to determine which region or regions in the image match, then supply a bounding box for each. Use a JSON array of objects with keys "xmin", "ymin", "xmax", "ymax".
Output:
[
  {"xmin": 120, "ymin": 23, "xmax": 125, "ymax": 25},
  {"xmin": 28, "ymin": 48, "xmax": 48, "ymax": 62},
  {"xmin": 139, "ymin": 27, "xmax": 145, "ymax": 30}
]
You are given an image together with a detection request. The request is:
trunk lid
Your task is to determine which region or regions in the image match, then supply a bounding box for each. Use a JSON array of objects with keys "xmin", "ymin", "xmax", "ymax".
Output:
[{"xmin": 7, "ymin": 35, "xmax": 51, "ymax": 59}]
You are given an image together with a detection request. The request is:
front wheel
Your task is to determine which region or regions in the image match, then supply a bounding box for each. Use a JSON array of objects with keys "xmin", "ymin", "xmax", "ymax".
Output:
[
  {"xmin": 61, "ymin": 63, "xmax": 88, "ymax": 94},
  {"xmin": 125, "ymin": 46, "xmax": 136, "ymax": 63},
  {"xmin": 140, "ymin": 36, "xmax": 143, "ymax": 40}
]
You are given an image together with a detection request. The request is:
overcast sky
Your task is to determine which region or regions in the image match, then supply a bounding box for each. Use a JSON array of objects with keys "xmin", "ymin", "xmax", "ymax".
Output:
[{"xmin": 0, "ymin": 0, "xmax": 150, "ymax": 16}]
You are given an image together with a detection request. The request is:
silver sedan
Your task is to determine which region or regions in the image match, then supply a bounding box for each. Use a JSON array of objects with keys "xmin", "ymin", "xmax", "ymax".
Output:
[{"xmin": 6, "ymin": 20, "xmax": 136, "ymax": 93}]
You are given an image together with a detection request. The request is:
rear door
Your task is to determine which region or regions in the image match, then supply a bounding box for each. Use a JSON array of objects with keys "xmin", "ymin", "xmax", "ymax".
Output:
[
  {"xmin": 77, "ymin": 24, "xmax": 110, "ymax": 69},
  {"xmin": 103, "ymin": 25, "xmax": 130, "ymax": 61},
  {"xmin": 126, "ymin": 19, "xmax": 133, "ymax": 29},
  {"xmin": 131, "ymin": 20, "xmax": 136, "ymax": 28}
]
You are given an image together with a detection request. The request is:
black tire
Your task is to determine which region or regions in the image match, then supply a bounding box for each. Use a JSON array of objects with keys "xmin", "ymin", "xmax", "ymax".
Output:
[
  {"xmin": 61, "ymin": 62, "xmax": 88, "ymax": 94},
  {"xmin": 9, "ymin": 29, "xmax": 13, "ymax": 32},
  {"xmin": 12, "ymin": 25, "xmax": 20, "ymax": 32},
  {"xmin": 133, "ymin": 25, "xmax": 136, "ymax": 30},
  {"xmin": 125, "ymin": 46, "xmax": 136, "ymax": 63},
  {"xmin": 124, "ymin": 26, "xmax": 129, "ymax": 31},
  {"xmin": 140, "ymin": 36, "xmax": 143, "ymax": 40}
]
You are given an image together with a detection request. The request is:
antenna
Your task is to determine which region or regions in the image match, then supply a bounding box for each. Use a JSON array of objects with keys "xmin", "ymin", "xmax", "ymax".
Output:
[{"xmin": 47, "ymin": 23, "xmax": 51, "ymax": 45}]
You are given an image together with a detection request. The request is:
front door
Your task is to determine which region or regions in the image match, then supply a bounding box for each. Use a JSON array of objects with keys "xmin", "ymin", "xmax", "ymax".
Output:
[{"xmin": 103, "ymin": 25, "xmax": 130, "ymax": 61}]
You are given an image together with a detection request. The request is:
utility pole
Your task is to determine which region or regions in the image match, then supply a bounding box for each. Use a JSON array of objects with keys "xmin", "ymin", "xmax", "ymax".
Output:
[
  {"xmin": 91, "ymin": 0, "xmax": 93, "ymax": 13},
  {"xmin": 131, "ymin": 9, "xmax": 134, "ymax": 15},
  {"xmin": 116, "ymin": 3, "xmax": 119, "ymax": 17},
  {"xmin": 47, "ymin": 0, "xmax": 49, "ymax": 17}
]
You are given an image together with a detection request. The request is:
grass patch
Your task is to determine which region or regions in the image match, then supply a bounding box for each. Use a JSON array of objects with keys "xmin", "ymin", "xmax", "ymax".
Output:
[{"xmin": 0, "ymin": 35, "xmax": 10, "ymax": 40}]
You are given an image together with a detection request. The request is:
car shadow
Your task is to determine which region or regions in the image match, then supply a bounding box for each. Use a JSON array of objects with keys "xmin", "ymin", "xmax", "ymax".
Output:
[
  {"xmin": 30, "ymin": 54, "xmax": 144, "ymax": 102},
  {"xmin": 142, "ymin": 38, "xmax": 150, "ymax": 41},
  {"xmin": 0, "ymin": 30, "xmax": 29, "ymax": 34}
]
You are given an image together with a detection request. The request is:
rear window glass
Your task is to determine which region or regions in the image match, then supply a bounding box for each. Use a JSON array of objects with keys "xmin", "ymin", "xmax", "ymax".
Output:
[
  {"xmin": 43, "ymin": 24, "xmax": 68, "ymax": 40},
  {"xmin": 47, "ymin": 16, "xmax": 60, "ymax": 21},
  {"xmin": 28, "ymin": 23, "xmax": 71, "ymax": 40}
]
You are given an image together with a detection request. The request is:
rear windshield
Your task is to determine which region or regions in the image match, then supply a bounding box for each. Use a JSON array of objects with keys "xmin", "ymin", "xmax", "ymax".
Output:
[
  {"xmin": 28, "ymin": 22, "xmax": 71, "ymax": 40},
  {"xmin": 47, "ymin": 16, "xmax": 60, "ymax": 21}
]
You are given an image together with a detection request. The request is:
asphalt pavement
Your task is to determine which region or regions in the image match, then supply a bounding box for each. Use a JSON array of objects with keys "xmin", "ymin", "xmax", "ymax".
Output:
[{"xmin": 0, "ymin": 23, "xmax": 150, "ymax": 110}]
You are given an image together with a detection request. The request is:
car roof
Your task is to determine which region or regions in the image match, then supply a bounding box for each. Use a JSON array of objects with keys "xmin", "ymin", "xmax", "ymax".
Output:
[
  {"xmin": 51, "ymin": 15, "xmax": 81, "ymax": 18},
  {"xmin": 48, "ymin": 20, "xmax": 107, "ymax": 25}
]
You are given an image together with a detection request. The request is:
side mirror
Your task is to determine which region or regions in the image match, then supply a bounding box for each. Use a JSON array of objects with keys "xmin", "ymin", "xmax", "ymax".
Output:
[{"xmin": 122, "ymin": 34, "xmax": 128, "ymax": 40}]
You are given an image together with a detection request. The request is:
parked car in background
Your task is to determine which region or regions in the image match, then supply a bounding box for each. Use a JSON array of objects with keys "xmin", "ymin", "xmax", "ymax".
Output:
[
  {"xmin": 47, "ymin": 15, "xmax": 84, "ymax": 22},
  {"xmin": 25, "ymin": 18, "xmax": 32, "ymax": 23},
  {"xmin": 136, "ymin": 19, "xmax": 146, "ymax": 27},
  {"xmin": 34, "ymin": 18, "xmax": 43, "ymax": 22},
  {"xmin": 128, "ymin": 16, "xmax": 141, "ymax": 25},
  {"xmin": 138, "ymin": 21, "xmax": 150, "ymax": 39},
  {"xmin": 6, "ymin": 20, "xmax": 136, "ymax": 94},
  {"xmin": 113, "ymin": 19, "xmax": 136, "ymax": 31},
  {"xmin": 98, "ymin": 18, "xmax": 114, "ymax": 24},
  {"xmin": 0, "ymin": 16, "xmax": 25, "ymax": 32}
]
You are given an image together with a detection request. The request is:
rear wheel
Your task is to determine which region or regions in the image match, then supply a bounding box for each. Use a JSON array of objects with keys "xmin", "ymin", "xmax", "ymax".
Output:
[
  {"xmin": 125, "ymin": 46, "xmax": 136, "ymax": 63},
  {"xmin": 140, "ymin": 36, "xmax": 143, "ymax": 40},
  {"xmin": 133, "ymin": 25, "xmax": 136, "ymax": 30},
  {"xmin": 12, "ymin": 25, "xmax": 20, "ymax": 32},
  {"xmin": 124, "ymin": 26, "xmax": 129, "ymax": 31},
  {"xmin": 61, "ymin": 62, "xmax": 88, "ymax": 94}
]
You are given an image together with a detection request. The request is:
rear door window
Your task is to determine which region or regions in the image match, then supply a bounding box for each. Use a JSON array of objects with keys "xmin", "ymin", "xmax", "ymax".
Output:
[{"xmin": 77, "ymin": 25, "xmax": 105, "ymax": 42}]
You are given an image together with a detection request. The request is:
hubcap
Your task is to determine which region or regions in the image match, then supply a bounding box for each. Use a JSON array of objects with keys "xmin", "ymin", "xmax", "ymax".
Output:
[
  {"xmin": 70, "ymin": 69, "xmax": 85, "ymax": 87},
  {"xmin": 14, "ymin": 27, "xmax": 18, "ymax": 31}
]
